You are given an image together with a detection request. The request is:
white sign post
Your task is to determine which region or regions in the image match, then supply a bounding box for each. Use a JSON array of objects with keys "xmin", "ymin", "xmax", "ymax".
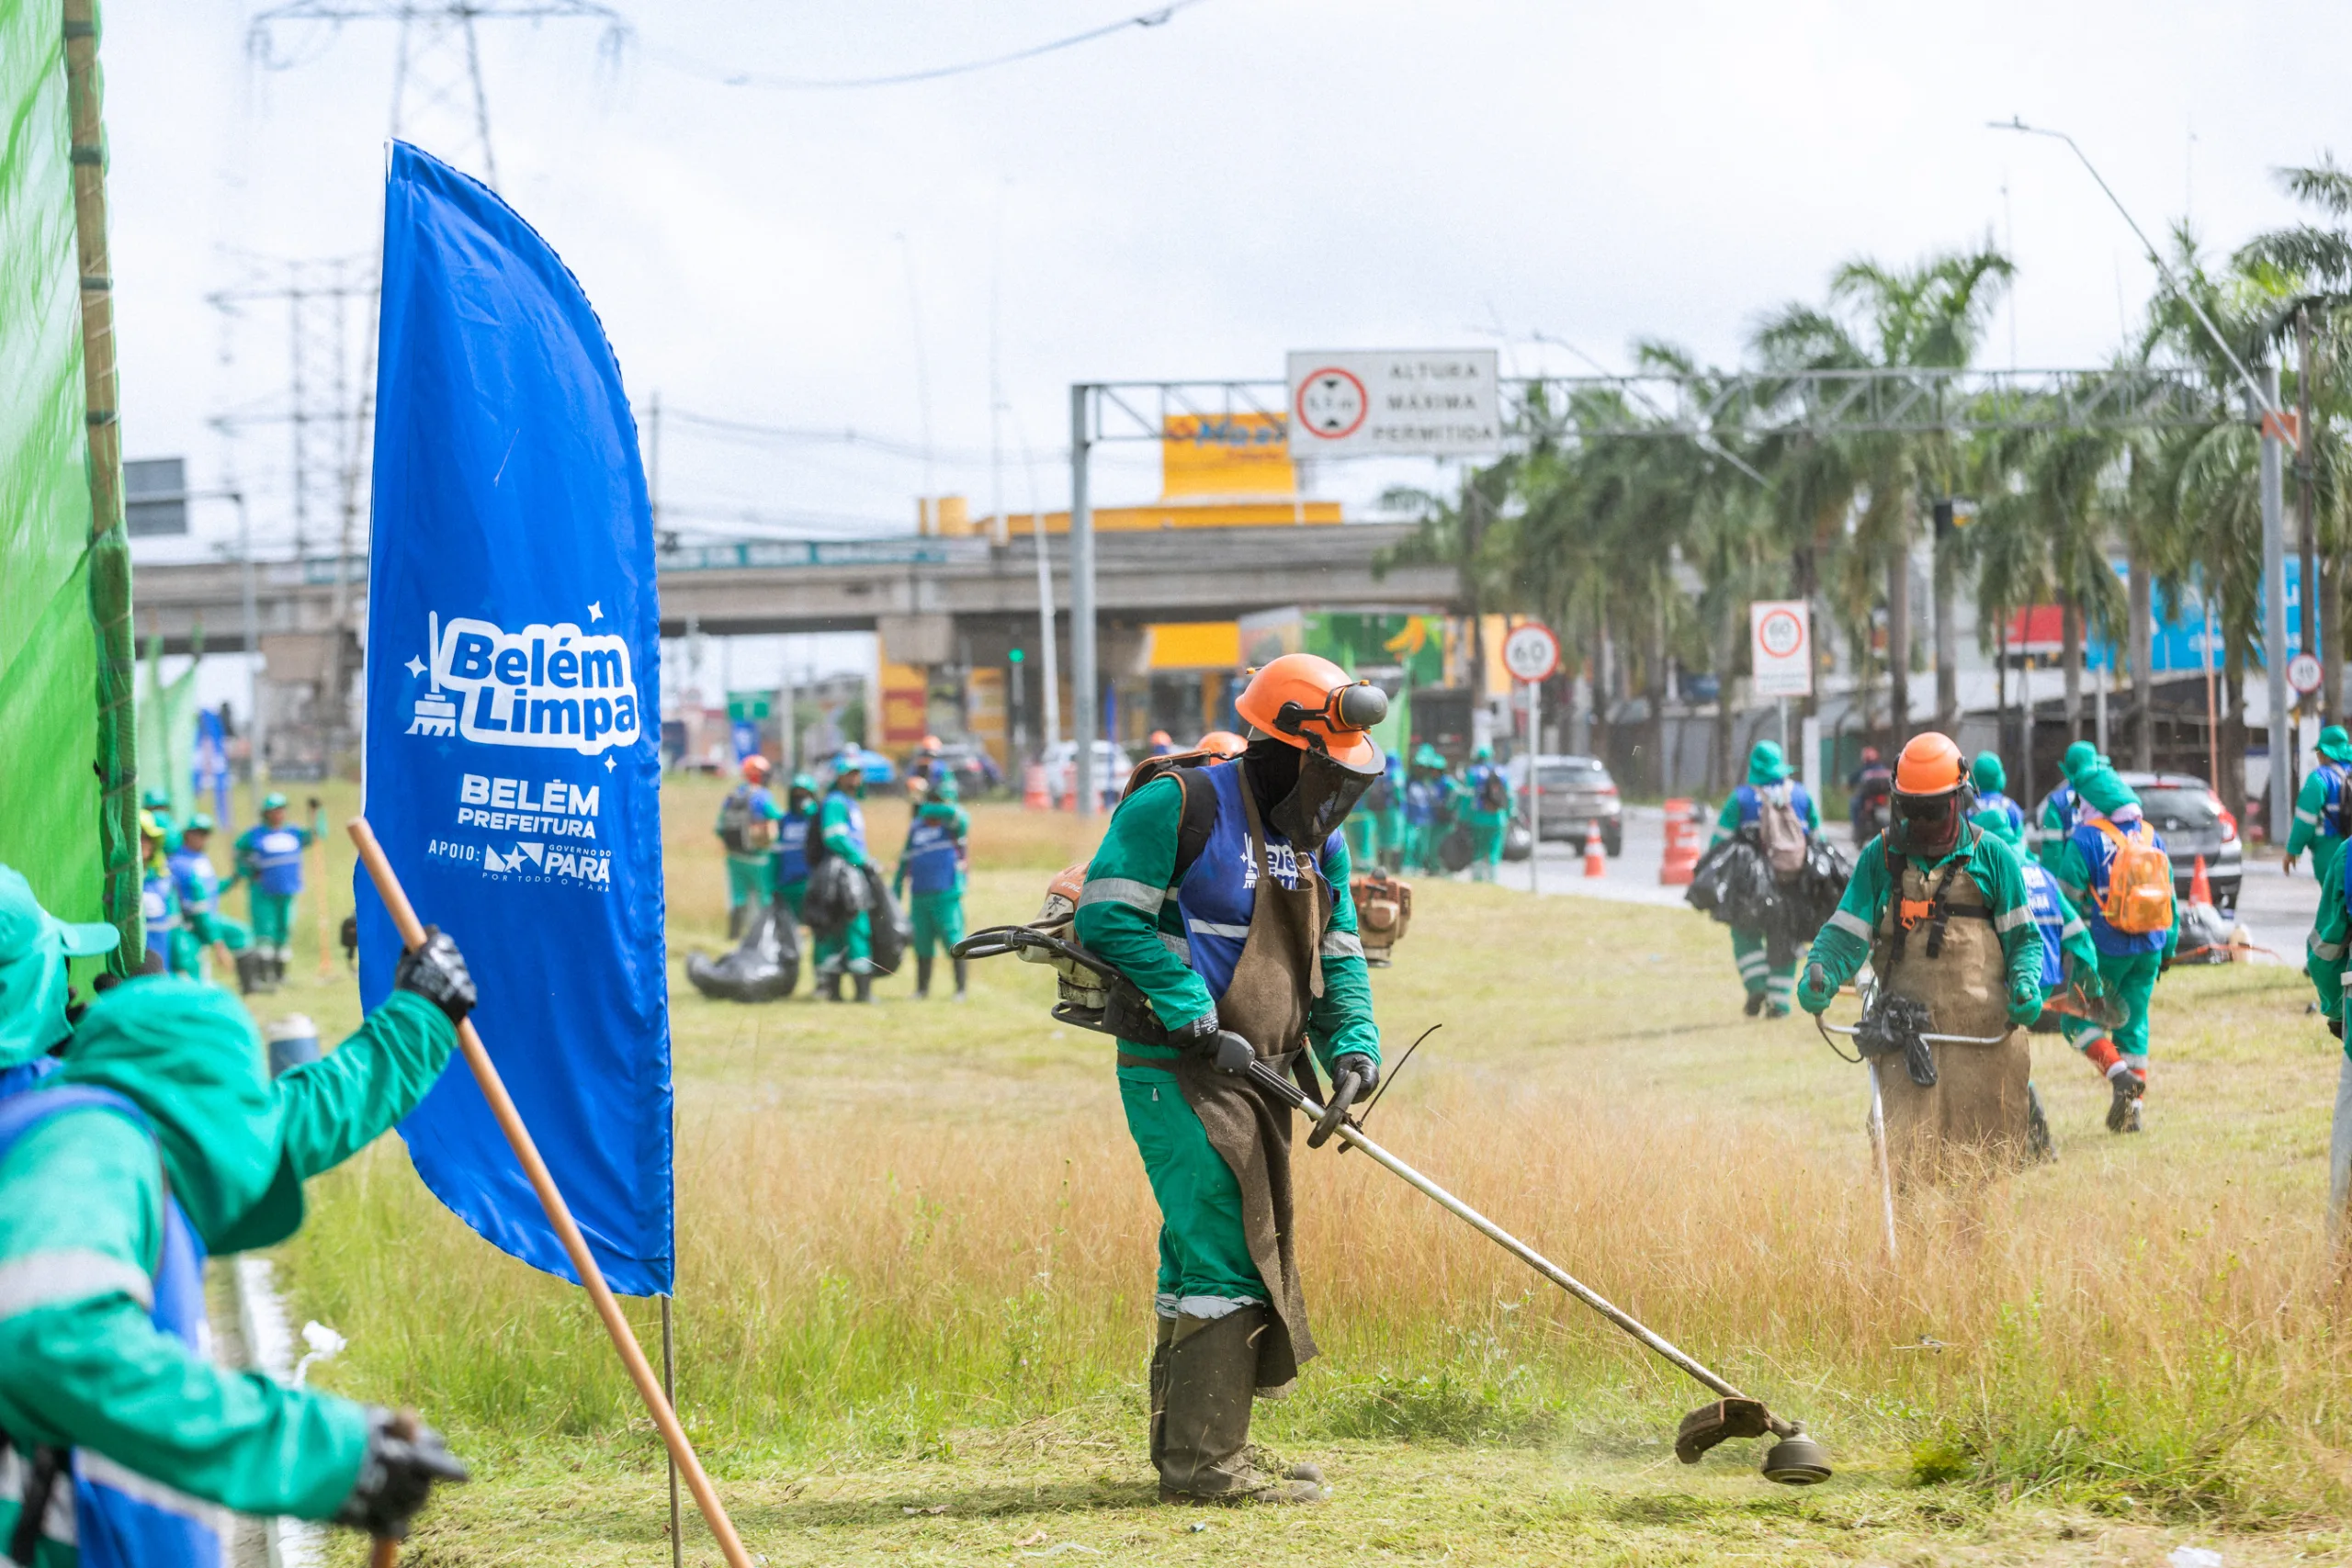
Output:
[
  {"xmin": 1502, "ymin": 623, "xmax": 1561, "ymax": 895},
  {"xmin": 1749, "ymin": 600, "xmax": 1812, "ymax": 753},
  {"xmin": 1285, "ymin": 349, "xmax": 1502, "ymax": 457}
]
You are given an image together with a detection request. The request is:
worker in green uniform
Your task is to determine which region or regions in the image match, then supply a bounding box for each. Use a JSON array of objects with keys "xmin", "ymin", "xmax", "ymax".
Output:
[
  {"xmin": 1970, "ymin": 751, "xmax": 2026, "ymax": 841},
  {"xmin": 1374, "ymin": 752, "xmax": 1407, "ymax": 874},
  {"xmin": 895, "ymin": 776, "xmax": 971, "ymax": 1000},
  {"xmin": 233, "ymin": 794, "xmax": 319, "ymax": 987},
  {"xmin": 2032, "ymin": 739, "xmax": 2102, "ymax": 869},
  {"xmin": 2046, "ymin": 765, "xmax": 2179, "ymax": 1134},
  {"xmin": 1074, "ymin": 653, "xmax": 1385, "ymax": 1505},
  {"xmin": 2301, "ymin": 848, "xmax": 2352, "ymax": 1226},
  {"xmin": 716, "ymin": 755, "xmax": 782, "ymax": 939},
  {"xmin": 1400, "ymin": 745, "xmax": 1447, "ymax": 874},
  {"xmin": 140, "ymin": 787, "xmax": 179, "ymax": 856},
  {"xmin": 809, "ymin": 751, "xmax": 878, "ymax": 1003},
  {"xmin": 167, "ymin": 814, "xmax": 249, "ymax": 985},
  {"xmin": 0, "ymin": 881, "xmax": 477, "ymax": 1562},
  {"xmin": 1711, "ymin": 739, "xmax": 1821, "ymax": 1018},
  {"xmin": 1462, "ymin": 744, "xmax": 1511, "ymax": 882},
  {"xmin": 1798, "ymin": 733, "xmax": 2047, "ymax": 1172},
  {"xmin": 772, "ymin": 773, "xmax": 819, "ymax": 924},
  {"xmin": 2286, "ymin": 723, "xmax": 2352, "ymax": 884}
]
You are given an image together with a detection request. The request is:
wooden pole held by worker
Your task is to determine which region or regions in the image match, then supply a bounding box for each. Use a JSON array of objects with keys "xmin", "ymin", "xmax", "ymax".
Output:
[{"xmin": 346, "ymin": 818, "xmax": 753, "ymax": 1568}]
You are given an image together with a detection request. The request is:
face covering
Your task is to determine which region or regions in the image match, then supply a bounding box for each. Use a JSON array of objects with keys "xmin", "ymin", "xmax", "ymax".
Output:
[
  {"xmin": 1889, "ymin": 791, "xmax": 1963, "ymax": 860},
  {"xmin": 1248, "ymin": 736, "xmax": 1379, "ymax": 847}
]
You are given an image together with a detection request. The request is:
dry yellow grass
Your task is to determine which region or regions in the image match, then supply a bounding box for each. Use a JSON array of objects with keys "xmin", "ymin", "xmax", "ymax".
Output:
[{"xmin": 266, "ymin": 776, "xmax": 2352, "ymax": 1562}]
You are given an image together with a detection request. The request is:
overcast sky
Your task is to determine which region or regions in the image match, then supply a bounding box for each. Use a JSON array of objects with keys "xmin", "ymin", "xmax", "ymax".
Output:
[{"xmin": 107, "ymin": 2, "xmax": 2352, "ymax": 600}]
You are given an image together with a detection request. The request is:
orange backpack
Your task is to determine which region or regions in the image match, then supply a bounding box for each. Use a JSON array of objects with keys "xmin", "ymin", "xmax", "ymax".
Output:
[{"xmin": 2090, "ymin": 818, "xmax": 2173, "ymax": 934}]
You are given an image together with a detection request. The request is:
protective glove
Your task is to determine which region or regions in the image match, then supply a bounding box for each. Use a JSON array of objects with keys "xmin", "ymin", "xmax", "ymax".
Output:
[
  {"xmin": 333, "ymin": 1406, "xmax": 468, "ymax": 1541},
  {"xmin": 1796, "ymin": 962, "xmax": 1836, "ymax": 1015},
  {"xmin": 1170, "ymin": 1010, "xmax": 1222, "ymax": 1045},
  {"xmin": 2007, "ymin": 977, "xmax": 2042, "ymax": 1027},
  {"xmin": 1331, "ymin": 1052, "xmax": 1379, "ymax": 1097},
  {"xmin": 394, "ymin": 925, "xmax": 477, "ymax": 1025}
]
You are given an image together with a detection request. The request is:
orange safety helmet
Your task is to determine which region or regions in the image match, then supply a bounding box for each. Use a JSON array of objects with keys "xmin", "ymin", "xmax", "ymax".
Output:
[
  {"xmin": 1196, "ymin": 729, "xmax": 1247, "ymax": 758},
  {"xmin": 741, "ymin": 754, "xmax": 772, "ymax": 783},
  {"xmin": 1892, "ymin": 733, "xmax": 1965, "ymax": 795},
  {"xmin": 1234, "ymin": 654, "xmax": 1386, "ymax": 770}
]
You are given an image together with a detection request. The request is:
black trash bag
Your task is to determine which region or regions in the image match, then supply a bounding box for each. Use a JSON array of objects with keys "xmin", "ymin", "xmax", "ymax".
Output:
[
  {"xmin": 1686, "ymin": 835, "xmax": 1776, "ymax": 930},
  {"xmin": 1854, "ymin": 989, "xmax": 1938, "ymax": 1088},
  {"xmin": 686, "ymin": 901, "xmax": 801, "ymax": 1002},
  {"xmin": 801, "ymin": 854, "xmax": 867, "ymax": 935},
  {"xmin": 1769, "ymin": 837, "xmax": 1851, "ymax": 948},
  {"xmin": 862, "ymin": 864, "xmax": 912, "ymax": 976},
  {"xmin": 1502, "ymin": 820, "xmax": 1533, "ymax": 862},
  {"xmin": 1438, "ymin": 823, "xmax": 1474, "ymax": 873}
]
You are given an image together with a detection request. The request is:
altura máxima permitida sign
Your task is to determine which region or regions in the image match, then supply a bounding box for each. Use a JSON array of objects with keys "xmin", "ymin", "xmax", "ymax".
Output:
[{"xmin": 358, "ymin": 141, "xmax": 673, "ymax": 1299}]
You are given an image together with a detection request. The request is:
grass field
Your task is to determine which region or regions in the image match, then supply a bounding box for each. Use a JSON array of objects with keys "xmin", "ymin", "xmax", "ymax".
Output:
[{"xmin": 243, "ymin": 778, "xmax": 2352, "ymax": 1564}]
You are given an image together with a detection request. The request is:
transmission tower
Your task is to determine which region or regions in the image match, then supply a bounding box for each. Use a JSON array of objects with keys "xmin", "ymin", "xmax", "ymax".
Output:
[{"xmin": 247, "ymin": 1, "xmax": 631, "ymax": 187}]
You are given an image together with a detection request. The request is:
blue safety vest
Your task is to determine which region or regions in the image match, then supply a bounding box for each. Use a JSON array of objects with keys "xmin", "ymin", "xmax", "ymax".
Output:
[
  {"xmin": 242, "ymin": 828, "xmax": 306, "ymax": 897},
  {"xmin": 0, "ymin": 1071, "xmax": 221, "ymax": 1568},
  {"xmin": 166, "ymin": 850, "xmax": 220, "ymax": 919},
  {"xmin": 1403, "ymin": 778, "xmax": 1442, "ymax": 827},
  {"xmin": 2018, "ymin": 860, "xmax": 2069, "ymax": 990},
  {"xmin": 140, "ymin": 873, "xmax": 179, "ymax": 969},
  {"xmin": 2035, "ymin": 784, "xmax": 2078, "ymax": 847},
  {"xmin": 2314, "ymin": 761, "xmax": 2352, "ymax": 839},
  {"xmin": 901, "ymin": 814, "xmax": 964, "ymax": 897},
  {"xmin": 2066, "ymin": 814, "xmax": 2172, "ymax": 956},
  {"xmin": 1976, "ymin": 789, "xmax": 2026, "ymax": 838},
  {"xmin": 774, "ymin": 812, "xmax": 811, "ymax": 886},
  {"xmin": 1171, "ymin": 762, "xmax": 1339, "ymax": 1000},
  {"xmin": 1729, "ymin": 780, "xmax": 1814, "ymax": 829}
]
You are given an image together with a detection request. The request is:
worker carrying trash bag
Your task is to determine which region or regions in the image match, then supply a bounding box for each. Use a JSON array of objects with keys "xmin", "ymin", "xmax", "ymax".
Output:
[
  {"xmin": 1463, "ymin": 744, "xmax": 1512, "ymax": 882},
  {"xmin": 2046, "ymin": 765, "xmax": 2178, "ymax": 1134},
  {"xmin": 808, "ymin": 750, "xmax": 881, "ymax": 1002},
  {"xmin": 1072, "ymin": 652, "xmax": 1385, "ymax": 1506},
  {"xmin": 772, "ymin": 773, "xmax": 820, "ymax": 924},
  {"xmin": 2286, "ymin": 723, "xmax": 2352, "ymax": 882},
  {"xmin": 716, "ymin": 755, "xmax": 782, "ymax": 939},
  {"xmin": 1798, "ymin": 732, "xmax": 2047, "ymax": 1176},
  {"xmin": 1711, "ymin": 740, "xmax": 1820, "ymax": 1019},
  {"xmin": 0, "ymin": 866, "xmax": 473, "ymax": 1564},
  {"xmin": 896, "ymin": 775, "xmax": 971, "ymax": 1000},
  {"xmin": 2032, "ymin": 739, "xmax": 2102, "ymax": 868}
]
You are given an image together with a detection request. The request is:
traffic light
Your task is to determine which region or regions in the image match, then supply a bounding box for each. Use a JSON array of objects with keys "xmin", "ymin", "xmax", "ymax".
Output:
[{"xmin": 1008, "ymin": 648, "xmax": 1025, "ymax": 664}]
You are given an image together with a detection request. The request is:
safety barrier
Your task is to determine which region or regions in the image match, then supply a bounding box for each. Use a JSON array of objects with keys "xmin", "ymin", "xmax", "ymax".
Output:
[{"xmin": 1659, "ymin": 799, "xmax": 1701, "ymax": 885}]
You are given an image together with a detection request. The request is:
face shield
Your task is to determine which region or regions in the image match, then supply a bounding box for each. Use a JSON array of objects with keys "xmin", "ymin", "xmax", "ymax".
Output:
[
  {"xmin": 1256, "ymin": 737, "xmax": 1386, "ymax": 847},
  {"xmin": 1888, "ymin": 786, "xmax": 1970, "ymax": 859}
]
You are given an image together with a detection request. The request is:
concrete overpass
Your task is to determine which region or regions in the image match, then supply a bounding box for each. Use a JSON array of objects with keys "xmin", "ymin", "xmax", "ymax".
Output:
[{"xmin": 129, "ymin": 522, "xmax": 1465, "ymax": 664}]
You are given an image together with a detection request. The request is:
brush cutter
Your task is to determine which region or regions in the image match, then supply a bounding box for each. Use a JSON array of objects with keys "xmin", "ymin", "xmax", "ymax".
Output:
[{"xmin": 954, "ymin": 923, "xmax": 1834, "ymax": 1484}]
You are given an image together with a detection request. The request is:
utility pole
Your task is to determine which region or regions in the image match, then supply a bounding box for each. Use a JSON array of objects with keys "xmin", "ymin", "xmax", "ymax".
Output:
[
  {"xmin": 2262, "ymin": 366, "xmax": 2292, "ymax": 845},
  {"xmin": 1069, "ymin": 385, "xmax": 1098, "ymax": 817}
]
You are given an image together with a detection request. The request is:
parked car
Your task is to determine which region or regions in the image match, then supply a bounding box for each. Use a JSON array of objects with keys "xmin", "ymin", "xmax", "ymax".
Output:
[
  {"xmin": 816, "ymin": 745, "xmax": 899, "ymax": 791},
  {"xmin": 1510, "ymin": 753, "xmax": 1623, "ymax": 856},
  {"xmin": 911, "ymin": 741, "xmax": 1005, "ymax": 798},
  {"xmin": 1042, "ymin": 739, "xmax": 1132, "ymax": 808},
  {"xmin": 2111, "ymin": 771, "xmax": 2240, "ymax": 913}
]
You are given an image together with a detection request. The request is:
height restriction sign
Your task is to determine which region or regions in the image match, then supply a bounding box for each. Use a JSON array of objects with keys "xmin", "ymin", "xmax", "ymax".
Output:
[{"xmin": 1749, "ymin": 601, "xmax": 1811, "ymax": 698}]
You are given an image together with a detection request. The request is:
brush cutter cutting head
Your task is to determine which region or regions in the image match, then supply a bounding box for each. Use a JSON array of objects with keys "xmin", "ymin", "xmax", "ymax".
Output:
[
  {"xmin": 1675, "ymin": 1399, "xmax": 1833, "ymax": 1485},
  {"xmin": 1761, "ymin": 1427, "xmax": 1833, "ymax": 1484}
]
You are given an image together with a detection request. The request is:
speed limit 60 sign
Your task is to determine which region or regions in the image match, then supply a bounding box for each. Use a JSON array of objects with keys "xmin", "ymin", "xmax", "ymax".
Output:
[
  {"xmin": 1749, "ymin": 601, "xmax": 1811, "ymax": 698},
  {"xmin": 1501, "ymin": 622, "xmax": 1559, "ymax": 684}
]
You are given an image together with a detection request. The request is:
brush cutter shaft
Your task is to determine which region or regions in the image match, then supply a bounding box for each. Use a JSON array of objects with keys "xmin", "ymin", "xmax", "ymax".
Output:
[
  {"xmin": 1241, "ymin": 1058, "xmax": 1772, "ymax": 1422},
  {"xmin": 1820, "ymin": 1021, "xmax": 2004, "ymax": 1046}
]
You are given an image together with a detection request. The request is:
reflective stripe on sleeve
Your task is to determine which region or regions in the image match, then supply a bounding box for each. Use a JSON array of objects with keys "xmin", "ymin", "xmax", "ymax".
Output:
[
  {"xmin": 1158, "ymin": 932, "xmax": 1193, "ymax": 963},
  {"xmin": 1079, "ymin": 877, "xmax": 1164, "ymax": 915},
  {"xmin": 1186, "ymin": 919, "xmax": 1251, "ymax": 940},
  {"xmin": 1994, "ymin": 906, "xmax": 2031, "ymax": 932},
  {"xmin": 1827, "ymin": 908, "xmax": 1873, "ymax": 941},
  {"xmin": 2312, "ymin": 937, "xmax": 2345, "ymax": 961},
  {"xmin": 0, "ymin": 1248, "xmax": 153, "ymax": 1320},
  {"xmin": 2062, "ymin": 917, "xmax": 2088, "ymax": 940},
  {"xmin": 1320, "ymin": 930, "xmax": 1365, "ymax": 961},
  {"xmin": 2299, "ymin": 808, "xmax": 2322, "ymax": 826}
]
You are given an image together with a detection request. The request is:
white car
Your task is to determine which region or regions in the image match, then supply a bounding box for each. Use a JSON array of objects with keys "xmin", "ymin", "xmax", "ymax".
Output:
[{"xmin": 1041, "ymin": 739, "xmax": 1133, "ymax": 807}]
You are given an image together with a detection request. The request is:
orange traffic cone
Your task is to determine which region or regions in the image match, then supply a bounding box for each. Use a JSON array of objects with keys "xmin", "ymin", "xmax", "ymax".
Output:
[
  {"xmin": 2189, "ymin": 853, "xmax": 2214, "ymax": 908},
  {"xmin": 1584, "ymin": 821, "xmax": 1607, "ymax": 878},
  {"xmin": 1022, "ymin": 762, "xmax": 1050, "ymax": 811}
]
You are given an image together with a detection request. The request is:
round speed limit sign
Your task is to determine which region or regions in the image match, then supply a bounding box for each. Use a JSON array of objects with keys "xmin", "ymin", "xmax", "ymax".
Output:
[
  {"xmin": 2289, "ymin": 650, "xmax": 2324, "ymax": 695},
  {"xmin": 1501, "ymin": 622, "xmax": 1560, "ymax": 684}
]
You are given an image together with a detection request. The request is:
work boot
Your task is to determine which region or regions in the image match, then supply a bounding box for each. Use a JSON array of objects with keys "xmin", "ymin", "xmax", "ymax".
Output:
[
  {"xmin": 1743, "ymin": 991, "xmax": 1765, "ymax": 1018},
  {"xmin": 853, "ymin": 972, "xmax": 874, "ymax": 1004},
  {"xmin": 2106, "ymin": 1063, "xmax": 2146, "ymax": 1133},
  {"xmin": 728, "ymin": 904, "xmax": 746, "ymax": 941},
  {"xmin": 816, "ymin": 971, "xmax": 842, "ymax": 1003},
  {"xmin": 1156, "ymin": 1308, "xmax": 1324, "ymax": 1505},
  {"xmin": 235, "ymin": 949, "xmax": 266, "ymax": 997},
  {"xmin": 915, "ymin": 954, "xmax": 933, "ymax": 999},
  {"xmin": 2026, "ymin": 1082, "xmax": 2057, "ymax": 1164},
  {"xmin": 1148, "ymin": 1314, "xmax": 1175, "ymax": 1472},
  {"xmin": 952, "ymin": 955, "xmax": 969, "ymax": 1002}
]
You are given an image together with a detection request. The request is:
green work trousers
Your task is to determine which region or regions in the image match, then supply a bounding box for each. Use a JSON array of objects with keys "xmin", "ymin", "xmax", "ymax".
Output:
[
  {"xmin": 815, "ymin": 910, "xmax": 873, "ymax": 976},
  {"xmin": 775, "ymin": 877, "xmax": 807, "ymax": 922},
  {"xmin": 1377, "ymin": 809, "xmax": 1407, "ymax": 873},
  {"xmin": 248, "ymin": 888, "xmax": 295, "ymax": 947},
  {"xmin": 909, "ymin": 889, "xmax": 966, "ymax": 960},
  {"xmin": 1732, "ymin": 927, "xmax": 1796, "ymax": 1010},
  {"xmin": 726, "ymin": 854, "xmax": 772, "ymax": 910},
  {"xmin": 2063, "ymin": 950, "xmax": 2162, "ymax": 1062},
  {"xmin": 1117, "ymin": 1061, "xmax": 1264, "ymax": 1311},
  {"xmin": 1405, "ymin": 824, "xmax": 1438, "ymax": 874},
  {"xmin": 1342, "ymin": 815, "xmax": 1374, "ymax": 872},
  {"xmin": 1467, "ymin": 817, "xmax": 1506, "ymax": 882}
]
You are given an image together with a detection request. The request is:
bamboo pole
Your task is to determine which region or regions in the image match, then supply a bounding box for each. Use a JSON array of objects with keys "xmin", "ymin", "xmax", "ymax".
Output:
[{"xmin": 346, "ymin": 818, "xmax": 753, "ymax": 1568}]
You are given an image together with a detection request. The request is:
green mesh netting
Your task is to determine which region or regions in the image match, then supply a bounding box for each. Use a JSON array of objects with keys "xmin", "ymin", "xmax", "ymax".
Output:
[
  {"xmin": 138, "ymin": 633, "xmax": 198, "ymax": 824},
  {"xmin": 0, "ymin": 6, "xmax": 107, "ymax": 935}
]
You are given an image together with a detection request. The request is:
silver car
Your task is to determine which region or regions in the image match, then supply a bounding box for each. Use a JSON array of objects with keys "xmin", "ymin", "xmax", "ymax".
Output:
[
  {"xmin": 2111, "ymin": 771, "xmax": 2242, "ymax": 913},
  {"xmin": 1517, "ymin": 754, "xmax": 1624, "ymax": 855}
]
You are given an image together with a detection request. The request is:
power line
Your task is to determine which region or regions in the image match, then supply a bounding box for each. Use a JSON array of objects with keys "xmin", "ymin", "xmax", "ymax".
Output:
[{"xmin": 641, "ymin": 0, "xmax": 1208, "ymax": 91}]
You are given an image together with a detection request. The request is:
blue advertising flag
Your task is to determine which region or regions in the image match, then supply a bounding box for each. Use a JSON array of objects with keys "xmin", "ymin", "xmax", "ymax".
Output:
[{"xmin": 358, "ymin": 142, "xmax": 672, "ymax": 1297}]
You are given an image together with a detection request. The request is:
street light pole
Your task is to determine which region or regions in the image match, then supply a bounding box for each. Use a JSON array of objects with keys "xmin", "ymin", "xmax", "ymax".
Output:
[{"xmin": 1069, "ymin": 384, "xmax": 1098, "ymax": 817}]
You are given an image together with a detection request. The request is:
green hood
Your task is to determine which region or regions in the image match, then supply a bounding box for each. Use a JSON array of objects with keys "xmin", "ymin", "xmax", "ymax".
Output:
[
  {"xmin": 1412, "ymin": 743, "xmax": 1447, "ymax": 770},
  {"xmin": 1746, "ymin": 740, "xmax": 1789, "ymax": 786},
  {"xmin": 1971, "ymin": 751, "xmax": 2006, "ymax": 796},
  {"xmin": 0, "ymin": 864, "xmax": 120, "ymax": 1070},
  {"xmin": 1971, "ymin": 803, "xmax": 2023, "ymax": 850},
  {"xmin": 2076, "ymin": 766, "xmax": 2140, "ymax": 817},
  {"xmin": 2061, "ymin": 740, "xmax": 2099, "ymax": 782},
  {"xmin": 2321, "ymin": 725, "xmax": 2352, "ymax": 764},
  {"xmin": 59, "ymin": 979, "xmax": 303, "ymax": 1254}
]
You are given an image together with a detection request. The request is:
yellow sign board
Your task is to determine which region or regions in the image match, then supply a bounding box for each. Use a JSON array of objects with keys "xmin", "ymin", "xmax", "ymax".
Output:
[{"xmin": 1161, "ymin": 413, "xmax": 1295, "ymax": 499}]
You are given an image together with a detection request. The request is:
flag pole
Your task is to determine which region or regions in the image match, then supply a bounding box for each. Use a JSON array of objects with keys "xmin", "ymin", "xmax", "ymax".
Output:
[{"xmin": 346, "ymin": 817, "xmax": 752, "ymax": 1568}]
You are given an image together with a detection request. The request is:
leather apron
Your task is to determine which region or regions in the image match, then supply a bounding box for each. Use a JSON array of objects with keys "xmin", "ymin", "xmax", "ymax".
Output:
[
  {"xmin": 1173, "ymin": 773, "xmax": 1325, "ymax": 1391},
  {"xmin": 1871, "ymin": 846, "xmax": 2030, "ymax": 1179}
]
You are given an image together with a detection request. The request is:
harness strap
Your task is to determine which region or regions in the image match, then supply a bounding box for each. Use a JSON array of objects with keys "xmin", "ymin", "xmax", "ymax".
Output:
[{"xmin": 6, "ymin": 1437, "xmax": 65, "ymax": 1567}]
